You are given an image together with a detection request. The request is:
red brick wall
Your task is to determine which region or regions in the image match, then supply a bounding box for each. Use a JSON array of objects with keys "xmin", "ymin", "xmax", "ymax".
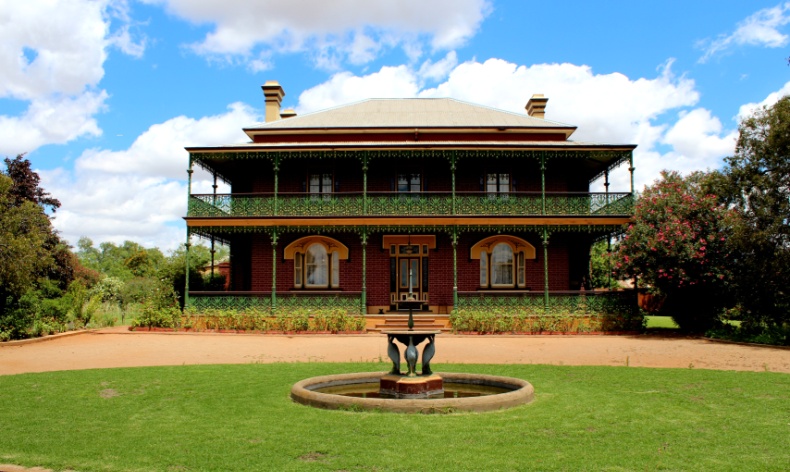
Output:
[
  {"xmin": 366, "ymin": 233, "xmax": 391, "ymax": 305},
  {"xmin": 429, "ymin": 233, "xmax": 453, "ymax": 305},
  {"xmin": 276, "ymin": 158, "xmax": 364, "ymax": 193},
  {"xmin": 249, "ymin": 233, "xmax": 365, "ymax": 292},
  {"xmin": 455, "ymin": 232, "xmax": 571, "ymax": 291},
  {"xmin": 231, "ymin": 231, "xmax": 582, "ymax": 297}
]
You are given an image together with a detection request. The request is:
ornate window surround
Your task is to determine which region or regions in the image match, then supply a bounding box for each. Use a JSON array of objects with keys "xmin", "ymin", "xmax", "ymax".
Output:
[
  {"xmin": 470, "ymin": 235, "xmax": 536, "ymax": 289},
  {"xmin": 284, "ymin": 235, "xmax": 349, "ymax": 289}
]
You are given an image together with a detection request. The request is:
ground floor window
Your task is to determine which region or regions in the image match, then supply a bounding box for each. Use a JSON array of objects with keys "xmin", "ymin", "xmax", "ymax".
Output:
[
  {"xmin": 284, "ymin": 235, "xmax": 348, "ymax": 289},
  {"xmin": 471, "ymin": 235, "xmax": 535, "ymax": 289}
]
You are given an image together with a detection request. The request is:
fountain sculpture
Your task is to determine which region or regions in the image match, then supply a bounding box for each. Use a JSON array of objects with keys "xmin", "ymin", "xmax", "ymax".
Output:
[{"xmin": 291, "ymin": 268, "xmax": 535, "ymax": 413}]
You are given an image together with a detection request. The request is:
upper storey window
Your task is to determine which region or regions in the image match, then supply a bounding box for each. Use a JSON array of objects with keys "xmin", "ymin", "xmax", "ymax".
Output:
[
  {"xmin": 486, "ymin": 173, "xmax": 511, "ymax": 196},
  {"xmin": 309, "ymin": 173, "xmax": 333, "ymax": 201},
  {"xmin": 397, "ymin": 173, "xmax": 421, "ymax": 193}
]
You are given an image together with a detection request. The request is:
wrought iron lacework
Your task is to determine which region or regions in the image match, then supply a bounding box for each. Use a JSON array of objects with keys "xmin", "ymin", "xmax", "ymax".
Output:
[
  {"xmin": 189, "ymin": 149, "xmax": 633, "ymax": 186},
  {"xmin": 187, "ymin": 292, "xmax": 362, "ymax": 313},
  {"xmin": 187, "ymin": 295, "xmax": 272, "ymax": 311},
  {"xmin": 456, "ymin": 291, "xmax": 637, "ymax": 317},
  {"xmin": 188, "ymin": 192, "xmax": 633, "ymax": 218}
]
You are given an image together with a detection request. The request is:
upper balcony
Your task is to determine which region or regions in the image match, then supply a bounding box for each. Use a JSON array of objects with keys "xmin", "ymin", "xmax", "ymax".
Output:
[{"xmin": 187, "ymin": 191, "xmax": 633, "ymax": 218}]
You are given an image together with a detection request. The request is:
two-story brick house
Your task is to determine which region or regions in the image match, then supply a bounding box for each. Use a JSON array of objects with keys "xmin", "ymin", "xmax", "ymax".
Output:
[{"xmin": 184, "ymin": 81, "xmax": 636, "ymax": 326}]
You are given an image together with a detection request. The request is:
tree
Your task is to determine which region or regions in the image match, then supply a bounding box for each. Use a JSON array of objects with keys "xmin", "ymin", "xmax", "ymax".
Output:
[
  {"xmin": 721, "ymin": 96, "xmax": 790, "ymax": 329},
  {"xmin": 589, "ymin": 240, "xmax": 620, "ymax": 289},
  {"xmin": 3, "ymin": 155, "xmax": 60, "ymax": 212},
  {"xmin": 612, "ymin": 171, "xmax": 737, "ymax": 332},
  {"xmin": 1, "ymin": 156, "xmax": 82, "ymax": 339},
  {"xmin": 0, "ymin": 175, "xmax": 54, "ymax": 337},
  {"xmin": 76, "ymin": 238, "xmax": 164, "ymax": 281}
]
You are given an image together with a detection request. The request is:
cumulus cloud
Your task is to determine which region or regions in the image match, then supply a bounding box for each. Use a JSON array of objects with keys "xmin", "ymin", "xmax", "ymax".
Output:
[
  {"xmin": 0, "ymin": 92, "xmax": 107, "ymax": 156},
  {"xmin": 77, "ymin": 102, "xmax": 257, "ymax": 179},
  {"xmin": 0, "ymin": 0, "xmax": 146, "ymax": 155},
  {"xmin": 143, "ymin": 0, "xmax": 490, "ymax": 67},
  {"xmin": 40, "ymin": 103, "xmax": 254, "ymax": 250},
  {"xmin": 699, "ymin": 2, "xmax": 790, "ymax": 62},
  {"xmin": 737, "ymin": 80, "xmax": 790, "ymax": 119},
  {"xmin": 297, "ymin": 58, "xmax": 737, "ymax": 193},
  {"xmin": 298, "ymin": 66, "xmax": 420, "ymax": 112}
]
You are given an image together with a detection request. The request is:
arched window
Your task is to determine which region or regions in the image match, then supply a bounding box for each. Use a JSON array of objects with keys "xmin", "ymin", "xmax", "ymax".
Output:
[
  {"xmin": 471, "ymin": 235, "xmax": 535, "ymax": 289},
  {"xmin": 305, "ymin": 244, "xmax": 328, "ymax": 287},
  {"xmin": 285, "ymin": 235, "xmax": 348, "ymax": 289},
  {"xmin": 491, "ymin": 243, "xmax": 514, "ymax": 286}
]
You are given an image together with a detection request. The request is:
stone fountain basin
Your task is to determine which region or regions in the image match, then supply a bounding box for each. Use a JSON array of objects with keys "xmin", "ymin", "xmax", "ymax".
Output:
[{"xmin": 291, "ymin": 371, "xmax": 534, "ymax": 413}]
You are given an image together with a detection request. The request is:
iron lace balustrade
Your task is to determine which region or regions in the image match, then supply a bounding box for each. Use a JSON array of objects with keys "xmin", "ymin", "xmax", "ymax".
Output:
[
  {"xmin": 453, "ymin": 290, "xmax": 641, "ymax": 332},
  {"xmin": 456, "ymin": 290, "xmax": 637, "ymax": 315},
  {"xmin": 187, "ymin": 291, "xmax": 363, "ymax": 314},
  {"xmin": 188, "ymin": 192, "xmax": 633, "ymax": 218}
]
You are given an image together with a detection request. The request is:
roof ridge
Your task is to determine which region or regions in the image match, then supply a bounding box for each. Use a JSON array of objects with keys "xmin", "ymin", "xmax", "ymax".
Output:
[{"xmin": 247, "ymin": 97, "xmax": 575, "ymax": 130}]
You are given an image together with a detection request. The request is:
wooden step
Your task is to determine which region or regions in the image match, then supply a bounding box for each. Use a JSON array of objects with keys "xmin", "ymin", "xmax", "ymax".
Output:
[{"xmin": 364, "ymin": 314, "xmax": 452, "ymax": 333}]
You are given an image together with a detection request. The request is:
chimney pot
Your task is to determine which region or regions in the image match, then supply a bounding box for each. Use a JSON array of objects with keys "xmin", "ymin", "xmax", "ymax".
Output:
[
  {"xmin": 262, "ymin": 81, "xmax": 285, "ymax": 123},
  {"xmin": 526, "ymin": 94, "xmax": 548, "ymax": 119}
]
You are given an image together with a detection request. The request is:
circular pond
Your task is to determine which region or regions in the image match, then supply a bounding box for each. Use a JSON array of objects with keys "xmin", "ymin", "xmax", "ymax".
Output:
[{"xmin": 291, "ymin": 372, "xmax": 534, "ymax": 413}]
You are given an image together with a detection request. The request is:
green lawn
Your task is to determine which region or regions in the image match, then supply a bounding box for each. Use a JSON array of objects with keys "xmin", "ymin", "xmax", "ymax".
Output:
[
  {"xmin": 1, "ymin": 363, "xmax": 788, "ymax": 471},
  {"xmin": 644, "ymin": 315, "xmax": 680, "ymax": 329}
]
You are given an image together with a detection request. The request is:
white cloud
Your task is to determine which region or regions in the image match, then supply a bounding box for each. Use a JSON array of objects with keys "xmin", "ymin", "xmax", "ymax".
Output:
[
  {"xmin": 699, "ymin": 2, "xmax": 790, "ymax": 62},
  {"xmin": 77, "ymin": 102, "xmax": 256, "ymax": 179},
  {"xmin": 143, "ymin": 0, "xmax": 490, "ymax": 67},
  {"xmin": 0, "ymin": 0, "xmax": 107, "ymax": 100},
  {"xmin": 737, "ymin": 80, "xmax": 790, "ymax": 119},
  {"xmin": 417, "ymin": 51, "xmax": 459, "ymax": 82},
  {"xmin": 298, "ymin": 67, "xmax": 420, "ymax": 112},
  {"xmin": 0, "ymin": 92, "xmax": 107, "ymax": 156},
  {"xmin": 0, "ymin": 0, "xmax": 145, "ymax": 154},
  {"xmin": 297, "ymin": 57, "xmax": 737, "ymax": 193},
  {"xmin": 40, "ymin": 104, "xmax": 254, "ymax": 251},
  {"xmin": 663, "ymin": 109, "xmax": 737, "ymax": 163}
]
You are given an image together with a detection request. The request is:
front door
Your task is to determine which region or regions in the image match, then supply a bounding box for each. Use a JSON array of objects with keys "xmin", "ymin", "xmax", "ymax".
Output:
[
  {"xmin": 398, "ymin": 258, "xmax": 421, "ymax": 301},
  {"xmin": 389, "ymin": 242, "xmax": 429, "ymax": 310}
]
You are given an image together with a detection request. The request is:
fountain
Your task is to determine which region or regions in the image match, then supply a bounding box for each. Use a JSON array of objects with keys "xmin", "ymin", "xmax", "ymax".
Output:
[{"xmin": 291, "ymin": 268, "xmax": 534, "ymax": 413}]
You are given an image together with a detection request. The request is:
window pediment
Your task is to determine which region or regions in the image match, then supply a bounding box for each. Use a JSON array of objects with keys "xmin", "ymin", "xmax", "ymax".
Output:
[
  {"xmin": 284, "ymin": 235, "xmax": 349, "ymax": 260},
  {"xmin": 470, "ymin": 235, "xmax": 536, "ymax": 260}
]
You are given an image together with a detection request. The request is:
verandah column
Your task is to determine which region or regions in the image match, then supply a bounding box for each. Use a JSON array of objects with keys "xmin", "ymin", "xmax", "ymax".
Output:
[
  {"xmin": 450, "ymin": 153, "xmax": 457, "ymax": 215},
  {"xmin": 273, "ymin": 155, "xmax": 280, "ymax": 216},
  {"xmin": 184, "ymin": 156, "xmax": 193, "ymax": 307},
  {"xmin": 361, "ymin": 228, "xmax": 367, "ymax": 315},
  {"xmin": 362, "ymin": 154, "xmax": 368, "ymax": 215},
  {"xmin": 452, "ymin": 228, "xmax": 459, "ymax": 308},
  {"xmin": 542, "ymin": 227, "xmax": 549, "ymax": 313},
  {"xmin": 540, "ymin": 153, "xmax": 546, "ymax": 215},
  {"xmin": 271, "ymin": 228, "xmax": 278, "ymax": 314},
  {"xmin": 211, "ymin": 173, "xmax": 217, "ymax": 276},
  {"xmin": 184, "ymin": 230, "xmax": 191, "ymax": 308},
  {"xmin": 629, "ymin": 152, "xmax": 635, "ymax": 195}
]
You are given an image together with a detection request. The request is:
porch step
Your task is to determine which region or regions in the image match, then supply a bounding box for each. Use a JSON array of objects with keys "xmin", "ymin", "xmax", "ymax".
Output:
[{"xmin": 365, "ymin": 314, "xmax": 452, "ymax": 333}]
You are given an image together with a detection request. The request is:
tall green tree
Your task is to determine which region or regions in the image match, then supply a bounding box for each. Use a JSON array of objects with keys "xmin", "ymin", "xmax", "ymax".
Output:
[
  {"xmin": 612, "ymin": 171, "xmax": 737, "ymax": 332},
  {"xmin": 4, "ymin": 155, "xmax": 60, "ymax": 212},
  {"xmin": 721, "ymin": 96, "xmax": 790, "ymax": 329},
  {"xmin": 76, "ymin": 238, "xmax": 164, "ymax": 281},
  {"xmin": 0, "ymin": 175, "xmax": 54, "ymax": 336}
]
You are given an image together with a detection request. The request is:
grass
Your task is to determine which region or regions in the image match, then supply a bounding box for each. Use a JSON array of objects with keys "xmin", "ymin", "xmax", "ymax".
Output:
[
  {"xmin": 644, "ymin": 315, "xmax": 680, "ymax": 330},
  {"xmin": 1, "ymin": 363, "xmax": 788, "ymax": 471}
]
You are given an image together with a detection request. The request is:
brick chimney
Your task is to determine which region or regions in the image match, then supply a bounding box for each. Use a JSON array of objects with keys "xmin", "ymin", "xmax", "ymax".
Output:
[
  {"xmin": 525, "ymin": 94, "xmax": 548, "ymax": 119},
  {"xmin": 262, "ymin": 81, "xmax": 285, "ymax": 123}
]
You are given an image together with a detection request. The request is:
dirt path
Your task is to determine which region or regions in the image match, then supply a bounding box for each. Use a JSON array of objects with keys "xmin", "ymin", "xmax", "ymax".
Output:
[{"xmin": 2, "ymin": 327, "xmax": 789, "ymax": 375}]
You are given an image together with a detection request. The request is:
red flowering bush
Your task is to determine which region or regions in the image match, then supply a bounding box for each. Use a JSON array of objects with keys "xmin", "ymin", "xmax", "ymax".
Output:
[{"xmin": 612, "ymin": 171, "xmax": 737, "ymax": 331}]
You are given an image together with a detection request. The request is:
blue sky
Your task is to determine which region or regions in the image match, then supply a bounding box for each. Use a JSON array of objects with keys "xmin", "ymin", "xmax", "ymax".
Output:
[{"xmin": 2, "ymin": 0, "xmax": 789, "ymax": 251}]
